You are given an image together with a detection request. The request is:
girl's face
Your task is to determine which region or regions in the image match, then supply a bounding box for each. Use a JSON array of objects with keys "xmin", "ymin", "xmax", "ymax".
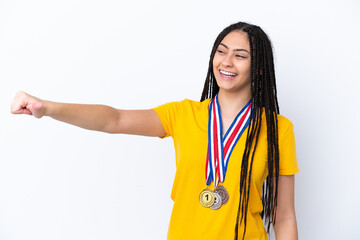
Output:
[{"xmin": 213, "ymin": 30, "xmax": 251, "ymax": 94}]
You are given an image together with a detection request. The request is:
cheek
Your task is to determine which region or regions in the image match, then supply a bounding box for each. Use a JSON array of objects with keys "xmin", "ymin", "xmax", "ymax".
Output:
[
  {"xmin": 212, "ymin": 61, "xmax": 219, "ymax": 78},
  {"xmin": 237, "ymin": 62, "xmax": 251, "ymax": 76},
  {"xmin": 243, "ymin": 67, "xmax": 251, "ymax": 82},
  {"xmin": 212, "ymin": 55, "xmax": 221, "ymax": 69},
  {"xmin": 212, "ymin": 59, "xmax": 221, "ymax": 82},
  {"xmin": 244, "ymin": 65, "xmax": 251, "ymax": 77}
]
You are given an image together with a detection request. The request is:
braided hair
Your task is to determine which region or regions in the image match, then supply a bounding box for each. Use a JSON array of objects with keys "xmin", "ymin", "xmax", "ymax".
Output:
[{"xmin": 200, "ymin": 22, "xmax": 280, "ymax": 240}]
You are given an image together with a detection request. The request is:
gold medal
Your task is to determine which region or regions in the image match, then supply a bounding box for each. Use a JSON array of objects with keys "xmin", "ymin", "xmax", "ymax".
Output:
[
  {"xmin": 203, "ymin": 95, "xmax": 251, "ymax": 210},
  {"xmin": 199, "ymin": 188, "xmax": 215, "ymax": 207}
]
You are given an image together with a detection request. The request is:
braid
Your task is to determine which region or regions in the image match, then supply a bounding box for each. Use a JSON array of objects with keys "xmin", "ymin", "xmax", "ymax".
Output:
[{"xmin": 200, "ymin": 21, "xmax": 280, "ymax": 239}]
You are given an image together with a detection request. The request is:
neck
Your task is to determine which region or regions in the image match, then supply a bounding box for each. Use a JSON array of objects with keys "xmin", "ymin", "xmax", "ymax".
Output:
[{"xmin": 217, "ymin": 89, "xmax": 251, "ymax": 117}]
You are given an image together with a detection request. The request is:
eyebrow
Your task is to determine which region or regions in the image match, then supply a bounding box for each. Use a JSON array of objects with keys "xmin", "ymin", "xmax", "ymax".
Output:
[{"xmin": 219, "ymin": 43, "xmax": 250, "ymax": 54}]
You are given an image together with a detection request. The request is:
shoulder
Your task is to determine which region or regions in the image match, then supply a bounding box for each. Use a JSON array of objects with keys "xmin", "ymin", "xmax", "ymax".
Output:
[
  {"xmin": 175, "ymin": 98, "xmax": 211, "ymax": 107},
  {"xmin": 259, "ymin": 110, "xmax": 295, "ymax": 140},
  {"xmin": 277, "ymin": 114, "xmax": 294, "ymax": 132},
  {"xmin": 151, "ymin": 98, "xmax": 211, "ymax": 137},
  {"xmin": 153, "ymin": 98, "xmax": 211, "ymax": 113},
  {"xmin": 276, "ymin": 114, "xmax": 296, "ymax": 145},
  {"xmin": 183, "ymin": 98, "xmax": 211, "ymax": 111}
]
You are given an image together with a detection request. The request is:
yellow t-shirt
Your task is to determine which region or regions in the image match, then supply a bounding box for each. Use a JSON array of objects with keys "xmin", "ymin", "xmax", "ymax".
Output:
[{"xmin": 152, "ymin": 98, "xmax": 299, "ymax": 240}]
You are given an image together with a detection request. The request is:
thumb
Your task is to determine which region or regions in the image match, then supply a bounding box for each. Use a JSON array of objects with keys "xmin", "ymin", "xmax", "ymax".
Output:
[
  {"xmin": 30, "ymin": 101, "xmax": 46, "ymax": 118},
  {"xmin": 32, "ymin": 102, "xmax": 43, "ymax": 110}
]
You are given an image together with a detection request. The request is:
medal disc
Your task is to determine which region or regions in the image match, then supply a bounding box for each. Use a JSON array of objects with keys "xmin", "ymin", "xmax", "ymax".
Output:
[
  {"xmin": 210, "ymin": 192, "xmax": 222, "ymax": 210},
  {"xmin": 214, "ymin": 185, "xmax": 229, "ymax": 205},
  {"xmin": 199, "ymin": 189, "xmax": 215, "ymax": 207}
]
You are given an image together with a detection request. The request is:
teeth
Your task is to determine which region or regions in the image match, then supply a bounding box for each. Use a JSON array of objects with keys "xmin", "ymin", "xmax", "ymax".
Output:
[{"xmin": 220, "ymin": 70, "xmax": 237, "ymax": 76}]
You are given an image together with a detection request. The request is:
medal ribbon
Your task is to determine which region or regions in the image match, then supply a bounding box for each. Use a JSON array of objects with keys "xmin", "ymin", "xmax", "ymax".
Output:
[{"xmin": 205, "ymin": 94, "xmax": 252, "ymax": 187}]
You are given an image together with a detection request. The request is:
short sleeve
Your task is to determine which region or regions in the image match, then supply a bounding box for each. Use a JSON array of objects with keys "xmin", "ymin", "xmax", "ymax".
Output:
[
  {"xmin": 151, "ymin": 101, "xmax": 184, "ymax": 139},
  {"xmin": 278, "ymin": 122, "xmax": 299, "ymax": 175}
]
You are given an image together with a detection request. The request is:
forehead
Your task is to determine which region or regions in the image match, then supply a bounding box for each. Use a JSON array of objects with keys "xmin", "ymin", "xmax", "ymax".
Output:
[{"xmin": 219, "ymin": 30, "xmax": 250, "ymax": 51}]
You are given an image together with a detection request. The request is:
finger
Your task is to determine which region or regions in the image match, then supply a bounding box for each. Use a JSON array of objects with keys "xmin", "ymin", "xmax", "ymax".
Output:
[
  {"xmin": 21, "ymin": 108, "xmax": 33, "ymax": 115},
  {"xmin": 32, "ymin": 102, "xmax": 43, "ymax": 110},
  {"xmin": 12, "ymin": 108, "xmax": 33, "ymax": 115},
  {"xmin": 11, "ymin": 98, "xmax": 27, "ymax": 114}
]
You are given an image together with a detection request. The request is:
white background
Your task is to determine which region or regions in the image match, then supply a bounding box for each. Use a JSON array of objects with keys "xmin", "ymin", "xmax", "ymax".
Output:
[{"xmin": 1, "ymin": 0, "xmax": 359, "ymax": 239}]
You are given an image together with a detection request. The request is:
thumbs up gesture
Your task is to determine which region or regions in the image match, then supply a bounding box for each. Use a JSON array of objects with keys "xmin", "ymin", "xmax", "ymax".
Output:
[{"xmin": 11, "ymin": 91, "xmax": 47, "ymax": 118}]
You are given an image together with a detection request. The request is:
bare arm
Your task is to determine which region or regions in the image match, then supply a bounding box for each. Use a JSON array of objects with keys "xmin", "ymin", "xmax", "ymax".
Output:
[
  {"xmin": 273, "ymin": 175, "xmax": 298, "ymax": 240},
  {"xmin": 10, "ymin": 91, "xmax": 167, "ymax": 137}
]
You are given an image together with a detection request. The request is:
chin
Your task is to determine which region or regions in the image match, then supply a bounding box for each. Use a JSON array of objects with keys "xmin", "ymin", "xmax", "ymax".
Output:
[
  {"xmin": 216, "ymin": 79, "xmax": 238, "ymax": 91},
  {"xmin": 217, "ymin": 82, "xmax": 251, "ymax": 94}
]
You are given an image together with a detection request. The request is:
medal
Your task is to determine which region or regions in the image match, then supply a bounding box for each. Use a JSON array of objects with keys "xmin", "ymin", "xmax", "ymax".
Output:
[
  {"xmin": 210, "ymin": 191, "xmax": 222, "ymax": 210},
  {"xmin": 214, "ymin": 185, "xmax": 229, "ymax": 205},
  {"xmin": 199, "ymin": 188, "xmax": 215, "ymax": 207},
  {"xmin": 201, "ymin": 94, "xmax": 252, "ymax": 209}
]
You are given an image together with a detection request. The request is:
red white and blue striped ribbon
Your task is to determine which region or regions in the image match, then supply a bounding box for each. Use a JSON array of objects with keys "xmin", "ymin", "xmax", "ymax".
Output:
[{"xmin": 205, "ymin": 94, "xmax": 252, "ymax": 187}]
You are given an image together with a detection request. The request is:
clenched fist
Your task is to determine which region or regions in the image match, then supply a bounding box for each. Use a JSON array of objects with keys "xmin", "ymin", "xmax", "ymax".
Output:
[{"xmin": 11, "ymin": 91, "xmax": 47, "ymax": 118}]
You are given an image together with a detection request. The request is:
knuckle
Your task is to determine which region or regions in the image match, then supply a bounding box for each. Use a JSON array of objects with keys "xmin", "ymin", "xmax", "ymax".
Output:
[{"xmin": 16, "ymin": 90, "xmax": 25, "ymax": 97}]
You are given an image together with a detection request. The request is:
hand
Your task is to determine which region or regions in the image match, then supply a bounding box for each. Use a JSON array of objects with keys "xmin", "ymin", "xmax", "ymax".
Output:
[{"xmin": 11, "ymin": 91, "xmax": 47, "ymax": 118}]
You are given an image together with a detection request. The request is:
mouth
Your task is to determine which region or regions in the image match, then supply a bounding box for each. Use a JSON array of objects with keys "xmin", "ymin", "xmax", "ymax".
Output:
[{"xmin": 219, "ymin": 69, "xmax": 238, "ymax": 79}]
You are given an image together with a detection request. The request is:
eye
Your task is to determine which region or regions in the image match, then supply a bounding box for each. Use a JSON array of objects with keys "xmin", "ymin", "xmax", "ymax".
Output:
[
  {"xmin": 216, "ymin": 50, "xmax": 225, "ymax": 54},
  {"xmin": 236, "ymin": 55, "xmax": 246, "ymax": 59}
]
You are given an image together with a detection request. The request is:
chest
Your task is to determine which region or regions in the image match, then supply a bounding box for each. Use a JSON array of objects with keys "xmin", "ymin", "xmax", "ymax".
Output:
[{"xmin": 174, "ymin": 120, "xmax": 269, "ymax": 186}]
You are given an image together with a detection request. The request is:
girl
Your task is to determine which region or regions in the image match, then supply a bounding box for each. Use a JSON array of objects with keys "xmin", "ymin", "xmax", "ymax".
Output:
[{"xmin": 11, "ymin": 21, "xmax": 299, "ymax": 240}]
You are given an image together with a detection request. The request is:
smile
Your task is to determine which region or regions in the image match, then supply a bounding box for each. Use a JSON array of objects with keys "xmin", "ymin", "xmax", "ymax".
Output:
[{"xmin": 219, "ymin": 69, "xmax": 238, "ymax": 79}]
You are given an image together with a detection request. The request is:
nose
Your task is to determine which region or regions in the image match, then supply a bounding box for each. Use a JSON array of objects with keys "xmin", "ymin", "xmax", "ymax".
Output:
[{"xmin": 221, "ymin": 54, "xmax": 233, "ymax": 68}]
